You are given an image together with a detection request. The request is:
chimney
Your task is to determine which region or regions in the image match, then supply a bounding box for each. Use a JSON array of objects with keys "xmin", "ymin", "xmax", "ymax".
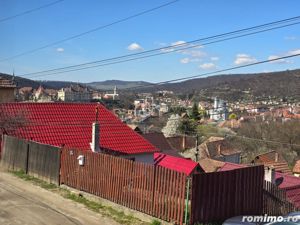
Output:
[
  {"xmin": 91, "ymin": 106, "xmax": 100, "ymax": 152},
  {"xmin": 182, "ymin": 135, "xmax": 186, "ymax": 150},
  {"xmin": 217, "ymin": 144, "xmax": 221, "ymax": 155},
  {"xmin": 275, "ymin": 152, "xmax": 279, "ymax": 162},
  {"xmin": 264, "ymin": 166, "xmax": 275, "ymax": 183}
]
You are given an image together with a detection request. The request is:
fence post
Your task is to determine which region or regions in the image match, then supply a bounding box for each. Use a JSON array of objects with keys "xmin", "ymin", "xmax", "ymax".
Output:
[
  {"xmin": 184, "ymin": 177, "xmax": 190, "ymax": 224},
  {"xmin": 25, "ymin": 142, "xmax": 30, "ymax": 174},
  {"xmin": 151, "ymin": 165, "xmax": 157, "ymax": 215}
]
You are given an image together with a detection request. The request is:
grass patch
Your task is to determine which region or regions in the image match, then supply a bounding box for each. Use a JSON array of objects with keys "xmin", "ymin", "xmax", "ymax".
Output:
[
  {"xmin": 10, "ymin": 170, "xmax": 149, "ymax": 225},
  {"xmin": 150, "ymin": 219, "xmax": 161, "ymax": 225}
]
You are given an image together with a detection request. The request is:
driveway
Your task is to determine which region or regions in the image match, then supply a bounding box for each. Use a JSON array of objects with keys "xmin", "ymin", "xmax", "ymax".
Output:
[{"xmin": 0, "ymin": 171, "xmax": 119, "ymax": 225}]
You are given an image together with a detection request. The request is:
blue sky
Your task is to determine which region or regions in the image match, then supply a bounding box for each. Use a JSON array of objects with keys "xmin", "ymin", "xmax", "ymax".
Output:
[{"xmin": 0, "ymin": 0, "xmax": 300, "ymax": 83}]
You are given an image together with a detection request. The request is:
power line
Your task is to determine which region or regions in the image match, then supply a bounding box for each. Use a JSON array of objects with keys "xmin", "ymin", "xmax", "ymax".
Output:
[
  {"xmin": 0, "ymin": 0, "xmax": 65, "ymax": 23},
  {"xmin": 0, "ymin": 0, "xmax": 180, "ymax": 62},
  {"xmin": 125, "ymin": 53, "xmax": 300, "ymax": 90},
  {"xmin": 16, "ymin": 16, "xmax": 300, "ymax": 78}
]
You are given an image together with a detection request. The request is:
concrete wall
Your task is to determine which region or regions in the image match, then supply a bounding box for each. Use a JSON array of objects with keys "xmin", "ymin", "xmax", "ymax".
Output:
[{"xmin": 0, "ymin": 88, "xmax": 15, "ymax": 103}]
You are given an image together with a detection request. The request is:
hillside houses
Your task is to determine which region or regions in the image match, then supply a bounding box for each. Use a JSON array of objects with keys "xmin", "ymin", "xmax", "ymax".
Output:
[{"xmin": 57, "ymin": 84, "xmax": 92, "ymax": 102}]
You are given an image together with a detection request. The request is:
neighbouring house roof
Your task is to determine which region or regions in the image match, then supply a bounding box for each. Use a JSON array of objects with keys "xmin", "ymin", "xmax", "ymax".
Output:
[
  {"xmin": 218, "ymin": 162, "xmax": 247, "ymax": 172},
  {"xmin": 0, "ymin": 103, "xmax": 158, "ymax": 155},
  {"xmin": 253, "ymin": 151, "xmax": 292, "ymax": 175},
  {"xmin": 142, "ymin": 133, "xmax": 181, "ymax": 157},
  {"xmin": 275, "ymin": 172, "xmax": 300, "ymax": 208},
  {"xmin": 293, "ymin": 160, "xmax": 300, "ymax": 174},
  {"xmin": 196, "ymin": 136, "xmax": 241, "ymax": 161},
  {"xmin": 0, "ymin": 77, "xmax": 16, "ymax": 88},
  {"xmin": 198, "ymin": 158, "xmax": 226, "ymax": 173},
  {"xmin": 166, "ymin": 135, "xmax": 196, "ymax": 151},
  {"xmin": 154, "ymin": 153, "xmax": 203, "ymax": 175}
]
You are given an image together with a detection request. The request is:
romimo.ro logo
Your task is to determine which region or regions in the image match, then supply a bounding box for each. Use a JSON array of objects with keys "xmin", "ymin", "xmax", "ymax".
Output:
[{"xmin": 242, "ymin": 214, "xmax": 299, "ymax": 223}]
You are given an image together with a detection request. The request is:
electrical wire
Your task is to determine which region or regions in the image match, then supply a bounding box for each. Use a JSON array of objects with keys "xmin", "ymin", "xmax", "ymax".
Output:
[
  {"xmin": 0, "ymin": 0, "xmax": 180, "ymax": 62},
  {"xmin": 14, "ymin": 16, "xmax": 300, "ymax": 78},
  {"xmin": 0, "ymin": 0, "xmax": 65, "ymax": 23}
]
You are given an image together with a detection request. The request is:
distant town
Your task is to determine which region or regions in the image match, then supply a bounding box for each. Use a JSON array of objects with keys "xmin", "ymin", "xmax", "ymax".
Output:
[{"xmin": 1, "ymin": 1, "xmax": 300, "ymax": 224}]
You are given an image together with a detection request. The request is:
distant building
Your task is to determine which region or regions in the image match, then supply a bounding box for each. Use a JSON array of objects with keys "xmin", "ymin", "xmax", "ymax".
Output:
[
  {"xmin": 57, "ymin": 84, "xmax": 92, "ymax": 102},
  {"xmin": 159, "ymin": 103, "xmax": 169, "ymax": 114},
  {"xmin": 103, "ymin": 86, "xmax": 119, "ymax": 100},
  {"xmin": 18, "ymin": 87, "xmax": 33, "ymax": 101},
  {"xmin": 0, "ymin": 77, "xmax": 16, "ymax": 103},
  {"xmin": 293, "ymin": 160, "xmax": 300, "ymax": 177},
  {"xmin": 33, "ymin": 85, "xmax": 52, "ymax": 102},
  {"xmin": 209, "ymin": 97, "xmax": 228, "ymax": 121}
]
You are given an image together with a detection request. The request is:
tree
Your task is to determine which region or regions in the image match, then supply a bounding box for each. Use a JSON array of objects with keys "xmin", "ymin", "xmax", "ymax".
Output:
[
  {"xmin": 191, "ymin": 102, "xmax": 200, "ymax": 120},
  {"xmin": 0, "ymin": 109, "xmax": 27, "ymax": 134},
  {"xmin": 178, "ymin": 118, "xmax": 197, "ymax": 135},
  {"xmin": 229, "ymin": 113, "xmax": 237, "ymax": 120}
]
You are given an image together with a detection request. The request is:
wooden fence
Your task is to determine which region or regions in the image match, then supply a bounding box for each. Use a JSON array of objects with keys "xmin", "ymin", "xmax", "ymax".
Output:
[
  {"xmin": 263, "ymin": 181, "xmax": 299, "ymax": 215},
  {"xmin": 60, "ymin": 148, "xmax": 187, "ymax": 224},
  {"xmin": 0, "ymin": 135, "xmax": 61, "ymax": 185},
  {"xmin": 190, "ymin": 166, "xmax": 264, "ymax": 224}
]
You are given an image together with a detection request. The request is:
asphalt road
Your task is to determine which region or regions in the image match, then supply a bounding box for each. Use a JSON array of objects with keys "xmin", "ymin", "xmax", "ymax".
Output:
[{"xmin": 0, "ymin": 171, "xmax": 119, "ymax": 225}]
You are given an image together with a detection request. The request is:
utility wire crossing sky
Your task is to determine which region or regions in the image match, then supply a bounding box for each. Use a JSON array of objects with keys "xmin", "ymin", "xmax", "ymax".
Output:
[{"xmin": 0, "ymin": 0, "xmax": 300, "ymax": 82}]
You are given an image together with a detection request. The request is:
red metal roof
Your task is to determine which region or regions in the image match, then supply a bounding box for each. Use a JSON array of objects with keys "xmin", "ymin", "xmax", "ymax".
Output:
[
  {"xmin": 154, "ymin": 152, "xmax": 202, "ymax": 175},
  {"xmin": 0, "ymin": 103, "xmax": 157, "ymax": 155}
]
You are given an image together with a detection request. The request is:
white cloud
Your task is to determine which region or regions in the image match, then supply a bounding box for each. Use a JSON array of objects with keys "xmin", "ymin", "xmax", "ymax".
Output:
[
  {"xmin": 210, "ymin": 56, "xmax": 219, "ymax": 61},
  {"xmin": 288, "ymin": 49, "xmax": 300, "ymax": 55},
  {"xmin": 180, "ymin": 57, "xmax": 202, "ymax": 64},
  {"xmin": 160, "ymin": 40, "xmax": 187, "ymax": 53},
  {"xmin": 56, "ymin": 47, "xmax": 64, "ymax": 52},
  {"xmin": 127, "ymin": 43, "xmax": 143, "ymax": 51},
  {"xmin": 234, "ymin": 54, "xmax": 257, "ymax": 65},
  {"xmin": 199, "ymin": 62, "xmax": 216, "ymax": 70},
  {"xmin": 180, "ymin": 58, "xmax": 190, "ymax": 64},
  {"xmin": 171, "ymin": 40, "xmax": 186, "ymax": 46},
  {"xmin": 268, "ymin": 55, "xmax": 290, "ymax": 64},
  {"xmin": 180, "ymin": 49, "xmax": 206, "ymax": 57},
  {"xmin": 284, "ymin": 36, "xmax": 297, "ymax": 40}
]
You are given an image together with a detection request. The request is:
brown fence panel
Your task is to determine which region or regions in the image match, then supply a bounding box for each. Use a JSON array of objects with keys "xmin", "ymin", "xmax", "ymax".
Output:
[
  {"xmin": 190, "ymin": 165, "xmax": 264, "ymax": 224},
  {"xmin": 0, "ymin": 135, "xmax": 61, "ymax": 184},
  {"xmin": 0, "ymin": 135, "xmax": 28, "ymax": 171},
  {"xmin": 60, "ymin": 148, "xmax": 187, "ymax": 225},
  {"xmin": 27, "ymin": 141, "xmax": 60, "ymax": 185}
]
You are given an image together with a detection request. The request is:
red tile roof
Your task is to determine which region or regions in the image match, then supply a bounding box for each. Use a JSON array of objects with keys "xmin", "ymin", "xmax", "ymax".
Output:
[
  {"xmin": 0, "ymin": 103, "xmax": 157, "ymax": 155},
  {"xmin": 254, "ymin": 151, "xmax": 292, "ymax": 175},
  {"xmin": 154, "ymin": 153, "xmax": 203, "ymax": 175},
  {"xmin": 275, "ymin": 172, "xmax": 300, "ymax": 208}
]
